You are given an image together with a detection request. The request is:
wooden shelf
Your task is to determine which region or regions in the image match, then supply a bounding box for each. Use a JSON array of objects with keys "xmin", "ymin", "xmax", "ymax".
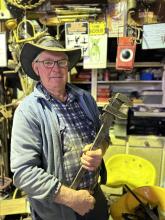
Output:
[
  {"xmin": 107, "ymin": 62, "xmax": 164, "ymax": 68},
  {"xmin": 97, "ymin": 102, "xmax": 108, "ymax": 107},
  {"xmin": 71, "ymin": 81, "xmax": 91, "ymax": 84},
  {"xmin": 72, "ymin": 80, "xmax": 162, "ymax": 84},
  {"xmin": 77, "ymin": 62, "xmax": 164, "ymax": 68},
  {"xmin": 133, "ymin": 103, "xmax": 165, "ymax": 108},
  {"xmin": 134, "ymin": 111, "xmax": 165, "ymax": 117},
  {"xmin": 97, "ymin": 102, "xmax": 165, "ymax": 108},
  {"xmin": 97, "ymin": 80, "xmax": 162, "ymax": 84}
]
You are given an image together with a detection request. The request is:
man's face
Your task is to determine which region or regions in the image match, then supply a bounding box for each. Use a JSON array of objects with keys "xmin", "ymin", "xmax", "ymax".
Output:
[{"xmin": 32, "ymin": 50, "xmax": 69, "ymax": 92}]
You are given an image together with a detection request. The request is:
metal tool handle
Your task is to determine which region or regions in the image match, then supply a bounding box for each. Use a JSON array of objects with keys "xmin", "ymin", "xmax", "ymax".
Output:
[
  {"xmin": 70, "ymin": 120, "xmax": 114, "ymax": 189},
  {"xmin": 70, "ymin": 93, "xmax": 131, "ymax": 190}
]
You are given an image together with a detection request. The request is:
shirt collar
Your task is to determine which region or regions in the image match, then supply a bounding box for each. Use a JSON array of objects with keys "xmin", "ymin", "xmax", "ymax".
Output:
[{"xmin": 37, "ymin": 82, "xmax": 76, "ymax": 104}]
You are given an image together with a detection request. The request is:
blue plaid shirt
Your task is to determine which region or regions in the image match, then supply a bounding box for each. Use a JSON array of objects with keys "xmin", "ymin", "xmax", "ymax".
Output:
[{"xmin": 39, "ymin": 83, "xmax": 99, "ymax": 189}]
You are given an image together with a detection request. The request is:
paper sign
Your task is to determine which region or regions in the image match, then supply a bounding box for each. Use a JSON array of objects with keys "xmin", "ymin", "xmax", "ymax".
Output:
[
  {"xmin": 142, "ymin": 23, "xmax": 165, "ymax": 49},
  {"xmin": 83, "ymin": 34, "xmax": 107, "ymax": 69},
  {"xmin": 65, "ymin": 22, "xmax": 89, "ymax": 56},
  {"xmin": 89, "ymin": 22, "xmax": 106, "ymax": 35},
  {"xmin": 0, "ymin": 32, "xmax": 7, "ymax": 67}
]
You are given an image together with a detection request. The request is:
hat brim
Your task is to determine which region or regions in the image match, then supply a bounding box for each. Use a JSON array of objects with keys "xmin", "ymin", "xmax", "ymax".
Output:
[{"xmin": 20, "ymin": 42, "xmax": 81, "ymax": 80}]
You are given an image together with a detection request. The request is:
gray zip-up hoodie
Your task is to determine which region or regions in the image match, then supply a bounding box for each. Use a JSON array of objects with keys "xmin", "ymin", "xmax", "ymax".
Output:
[{"xmin": 10, "ymin": 83, "xmax": 103, "ymax": 220}]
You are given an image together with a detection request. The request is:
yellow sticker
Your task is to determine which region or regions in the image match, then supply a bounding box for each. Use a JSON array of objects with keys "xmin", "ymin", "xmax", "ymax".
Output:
[{"xmin": 89, "ymin": 22, "xmax": 106, "ymax": 35}]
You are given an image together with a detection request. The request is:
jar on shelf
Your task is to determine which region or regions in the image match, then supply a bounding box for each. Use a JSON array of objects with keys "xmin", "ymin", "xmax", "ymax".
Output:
[{"xmin": 103, "ymin": 69, "xmax": 110, "ymax": 81}]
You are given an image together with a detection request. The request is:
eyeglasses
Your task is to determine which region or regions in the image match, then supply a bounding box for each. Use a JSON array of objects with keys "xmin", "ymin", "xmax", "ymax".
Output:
[{"xmin": 35, "ymin": 59, "xmax": 69, "ymax": 68}]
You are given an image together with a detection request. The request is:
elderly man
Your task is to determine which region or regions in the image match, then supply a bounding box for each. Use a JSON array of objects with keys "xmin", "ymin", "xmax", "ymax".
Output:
[{"xmin": 10, "ymin": 36, "xmax": 109, "ymax": 220}]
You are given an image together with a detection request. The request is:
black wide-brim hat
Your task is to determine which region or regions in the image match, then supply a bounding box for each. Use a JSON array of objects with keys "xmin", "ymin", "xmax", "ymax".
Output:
[{"xmin": 20, "ymin": 37, "xmax": 81, "ymax": 81}]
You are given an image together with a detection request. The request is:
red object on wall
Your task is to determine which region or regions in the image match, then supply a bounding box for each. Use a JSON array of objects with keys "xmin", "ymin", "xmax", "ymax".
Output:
[{"xmin": 116, "ymin": 37, "xmax": 136, "ymax": 70}]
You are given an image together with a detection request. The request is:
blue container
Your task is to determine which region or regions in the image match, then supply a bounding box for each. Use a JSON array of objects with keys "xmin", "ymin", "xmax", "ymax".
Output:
[{"xmin": 140, "ymin": 72, "xmax": 153, "ymax": 80}]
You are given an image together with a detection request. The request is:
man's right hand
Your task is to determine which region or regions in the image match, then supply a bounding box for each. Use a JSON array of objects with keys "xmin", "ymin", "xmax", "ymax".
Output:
[{"xmin": 54, "ymin": 185, "xmax": 95, "ymax": 216}]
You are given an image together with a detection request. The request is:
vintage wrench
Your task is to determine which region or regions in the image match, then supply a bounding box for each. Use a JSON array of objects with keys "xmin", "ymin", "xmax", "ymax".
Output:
[{"xmin": 70, "ymin": 93, "xmax": 132, "ymax": 189}]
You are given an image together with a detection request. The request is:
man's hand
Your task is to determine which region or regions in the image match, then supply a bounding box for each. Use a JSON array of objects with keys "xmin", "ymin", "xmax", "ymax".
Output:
[
  {"xmin": 81, "ymin": 144, "xmax": 103, "ymax": 171},
  {"xmin": 69, "ymin": 189, "xmax": 95, "ymax": 215},
  {"xmin": 54, "ymin": 185, "xmax": 95, "ymax": 215}
]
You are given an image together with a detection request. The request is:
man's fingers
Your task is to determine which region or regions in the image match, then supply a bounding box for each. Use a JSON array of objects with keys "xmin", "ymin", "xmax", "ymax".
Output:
[
  {"xmin": 81, "ymin": 156, "xmax": 101, "ymax": 171},
  {"xmin": 85, "ymin": 148, "xmax": 102, "ymax": 157},
  {"xmin": 81, "ymin": 154, "xmax": 101, "ymax": 165},
  {"xmin": 82, "ymin": 143, "xmax": 92, "ymax": 152}
]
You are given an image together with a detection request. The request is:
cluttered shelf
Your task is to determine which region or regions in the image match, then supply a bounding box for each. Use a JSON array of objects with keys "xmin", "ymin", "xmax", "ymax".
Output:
[{"xmin": 71, "ymin": 61, "xmax": 164, "ymax": 107}]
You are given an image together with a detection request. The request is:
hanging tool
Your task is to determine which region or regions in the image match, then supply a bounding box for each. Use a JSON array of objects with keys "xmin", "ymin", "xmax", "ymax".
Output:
[
  {"xmin": 0, "ymin": 105, "xmax": 12, "ymax": 122},
  {"xmin": 70, "ymin": 93, "xmax": 132, "ymax": 190}
]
